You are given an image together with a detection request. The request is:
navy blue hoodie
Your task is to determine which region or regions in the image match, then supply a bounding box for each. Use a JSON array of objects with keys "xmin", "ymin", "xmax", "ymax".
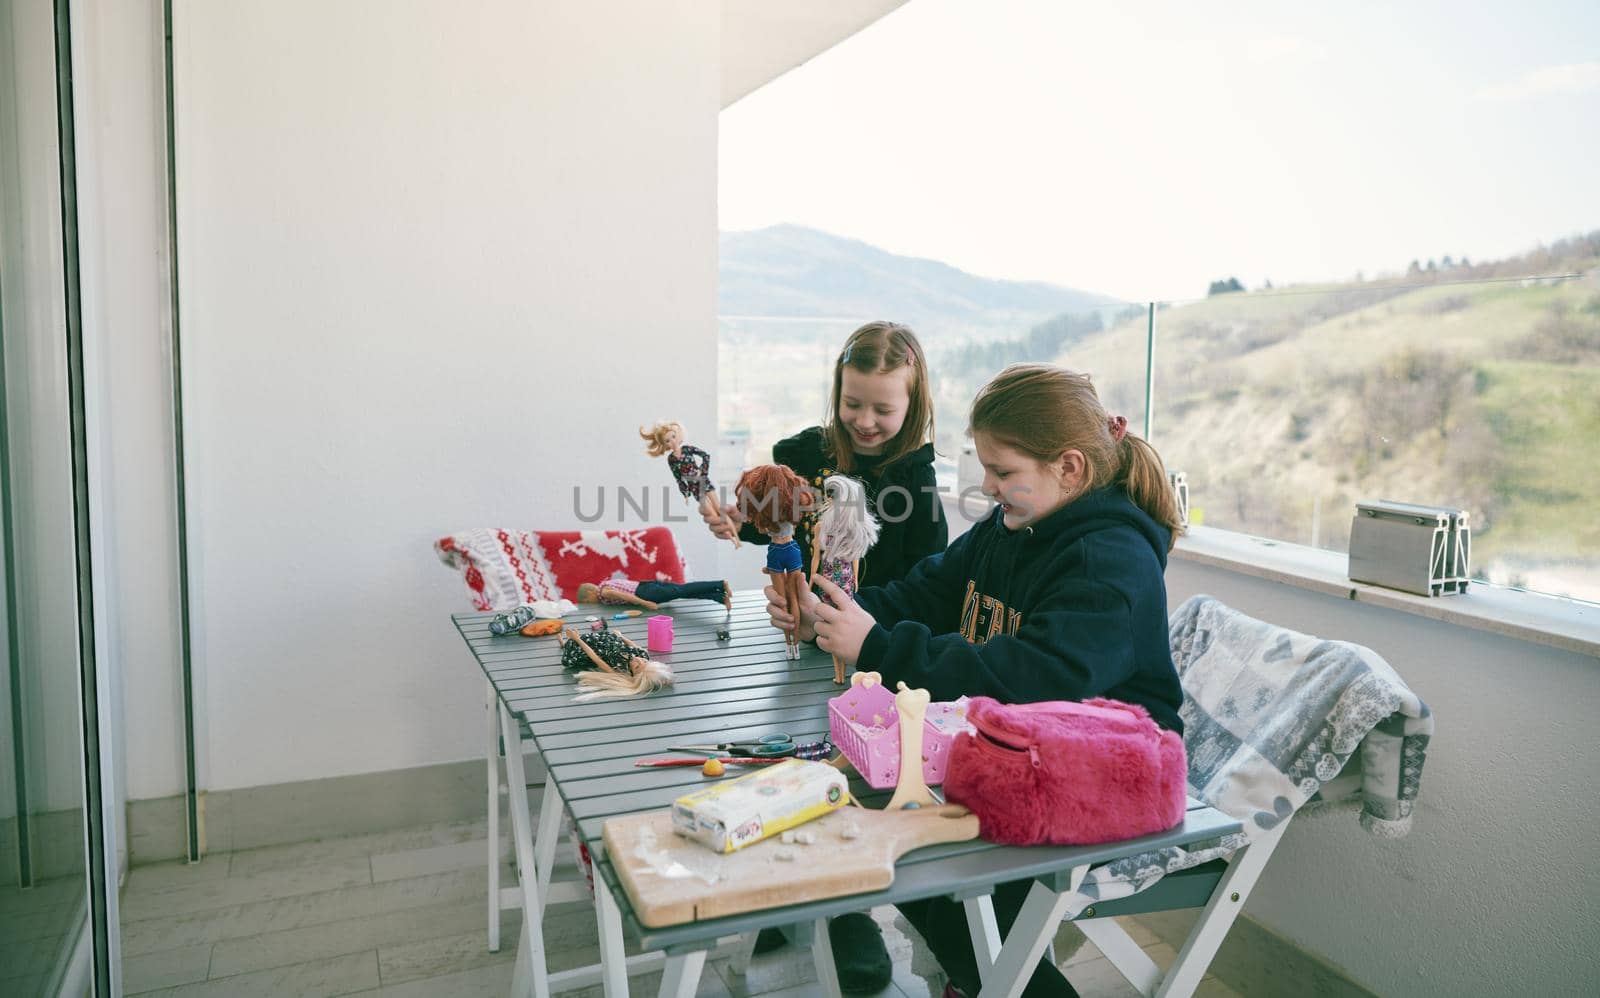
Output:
[{"xmin": 852, "ymin": 485, "xmax": 1183, "ymax": 734}]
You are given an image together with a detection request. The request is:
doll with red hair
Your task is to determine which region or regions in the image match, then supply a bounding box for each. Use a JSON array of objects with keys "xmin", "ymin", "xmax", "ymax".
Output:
[{"xmin": 735, "ymin": 464, "xmax": 815, "ymax": 659}]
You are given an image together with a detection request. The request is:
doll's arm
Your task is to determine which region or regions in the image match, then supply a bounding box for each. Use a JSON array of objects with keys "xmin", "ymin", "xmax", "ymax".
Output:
[{"xmin": 615, "ymin": 589, "xmax": 659, "ymax": 611}]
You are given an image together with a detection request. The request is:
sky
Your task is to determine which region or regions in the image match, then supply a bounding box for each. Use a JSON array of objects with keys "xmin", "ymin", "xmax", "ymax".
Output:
[{"xmin": 718, "ymin": 0, "xmax": 1600, "ymax": 302}]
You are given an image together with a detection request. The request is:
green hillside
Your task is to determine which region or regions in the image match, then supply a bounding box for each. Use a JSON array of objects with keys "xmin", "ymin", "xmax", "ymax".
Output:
[{"xmin": 933, "ymin": 231, "xmax": 1600, "ymax": 598}]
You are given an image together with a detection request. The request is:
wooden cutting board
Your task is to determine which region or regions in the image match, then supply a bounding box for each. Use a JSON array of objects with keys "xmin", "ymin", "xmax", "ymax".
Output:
[{"xmin": 603, "ymin": 804, "xmax": 981, "ymax": 927}]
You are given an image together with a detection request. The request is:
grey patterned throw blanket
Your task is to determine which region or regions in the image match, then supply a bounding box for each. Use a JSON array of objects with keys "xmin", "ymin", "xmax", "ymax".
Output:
[{"xmin": 1064, "ymin": 594, "xmax": 1434, "ymax": 912}]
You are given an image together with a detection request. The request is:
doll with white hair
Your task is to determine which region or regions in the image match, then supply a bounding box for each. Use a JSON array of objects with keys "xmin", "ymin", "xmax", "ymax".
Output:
[{"xmin": 810, "ymin": 474, "xmax": 880, "ymax": 683}]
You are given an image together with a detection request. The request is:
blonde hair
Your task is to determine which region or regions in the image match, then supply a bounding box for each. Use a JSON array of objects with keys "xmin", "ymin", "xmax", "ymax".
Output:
[
  {"xmin": 639, "ymin": 421, "xmax": 682, "ymax": 457},
  {"xmin": 968, "ymin": 364, "xmax": 1182, "ymax": 549},
  {"xmin": 823, "ymin": 321, "xmax": 935, "ymax": 474},
  {"xmin": 816, "ymin": 475, "xmax": 880, "ymax": 562}
]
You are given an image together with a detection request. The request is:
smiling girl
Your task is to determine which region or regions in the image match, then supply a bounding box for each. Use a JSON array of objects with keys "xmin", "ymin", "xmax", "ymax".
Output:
[
  {"xmin": 705, "ymin": 320, "xmax": 948, "ymax": 591},
  {"xmin": 702, "ymin": 320, "xmax": 947, "ymax": 991}
]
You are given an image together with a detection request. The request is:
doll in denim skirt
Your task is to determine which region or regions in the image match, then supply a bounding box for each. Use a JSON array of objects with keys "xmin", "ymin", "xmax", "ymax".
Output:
[{"xmin": 736, "ymin": 464, "xmax": 815, "ymax": 659}]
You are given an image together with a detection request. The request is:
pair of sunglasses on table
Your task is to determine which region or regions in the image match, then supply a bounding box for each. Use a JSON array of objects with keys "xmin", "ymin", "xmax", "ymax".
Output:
[{"xmin": 634, "ymin": 733, "xmax": 834, "ymax": 768}]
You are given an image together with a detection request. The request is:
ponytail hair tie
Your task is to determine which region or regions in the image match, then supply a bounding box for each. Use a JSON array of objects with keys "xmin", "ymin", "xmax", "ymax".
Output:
[{"xmin": 1108, "ymin": 415, "xmax": 1128, "ymax": 442}]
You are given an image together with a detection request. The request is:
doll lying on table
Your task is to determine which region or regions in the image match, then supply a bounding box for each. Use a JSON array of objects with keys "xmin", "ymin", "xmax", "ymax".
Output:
[
  {"xmin": 575, "ymin": 577, "xmax": 732, "ymax": 612},
  {"xmin": 558, "ymin": 627, "xmax": 674, "ymax": 700}
]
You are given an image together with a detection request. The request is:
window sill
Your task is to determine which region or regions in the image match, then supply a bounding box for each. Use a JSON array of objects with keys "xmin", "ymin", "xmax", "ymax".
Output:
[
  {"xmin": 937, "ymin": 493, "xmax": 1599, "ymax": 657},
  {"xmin": 1172, "ymin": 525, "xmax": 1600, "ymax": 658}
]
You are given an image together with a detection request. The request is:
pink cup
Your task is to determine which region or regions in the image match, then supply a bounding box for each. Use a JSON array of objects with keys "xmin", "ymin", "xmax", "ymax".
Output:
[{"xmin": 647, "ymin": 615, "xmax": 674, "ymax": 653}]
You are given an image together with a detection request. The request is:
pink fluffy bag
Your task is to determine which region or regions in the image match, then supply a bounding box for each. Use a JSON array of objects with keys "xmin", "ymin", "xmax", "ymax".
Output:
[{"xmin": 943, "ymin": 696, "xmax": 1188, "ymax": 846}]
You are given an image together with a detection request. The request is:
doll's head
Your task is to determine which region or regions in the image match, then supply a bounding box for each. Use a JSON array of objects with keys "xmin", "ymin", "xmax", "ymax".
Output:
[
  {"xmin": 639, "ymin": 421, "xmax": 684, "ymax": 457},
  {"xmin": 969, "ymin": 364, "xmax": 1180, "ymax": 546},
  {"xmin": 824, "ymin": 321, "xmax": 935, "ymax": 473},
  {"xmin": 735, "ymin": 464, "xmax": 814, "ymax": 536},
  {"xmin": 575, "ymin": 582, "xmax": 600, "ymax": 603},
  {"xmin": 817, "ymin": 475, "xmax": 880, "ymax": 563}
]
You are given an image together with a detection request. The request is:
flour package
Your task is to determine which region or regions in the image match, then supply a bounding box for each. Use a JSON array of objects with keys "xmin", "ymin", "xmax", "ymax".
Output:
[{"xmin": 671, "ymin": 759, "xmax": 850, "ymax": 853}]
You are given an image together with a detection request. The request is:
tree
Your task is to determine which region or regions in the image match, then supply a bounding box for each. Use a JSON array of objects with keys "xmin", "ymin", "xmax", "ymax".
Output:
[{"xmin": 1207, "ymin": 277, "xmax": 1244, "ymax": 296}]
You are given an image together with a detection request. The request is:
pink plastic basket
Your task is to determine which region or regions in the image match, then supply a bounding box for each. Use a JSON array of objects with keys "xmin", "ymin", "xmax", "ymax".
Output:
[{"xmin": 828, "ymin": 681, "xmax": 972, "ymax": 789}]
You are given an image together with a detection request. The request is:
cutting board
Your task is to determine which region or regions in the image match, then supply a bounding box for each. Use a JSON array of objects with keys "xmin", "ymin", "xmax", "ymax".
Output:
[{"xmin": 603, "ymin": 804, "xmax": 980, "ymax": 927}]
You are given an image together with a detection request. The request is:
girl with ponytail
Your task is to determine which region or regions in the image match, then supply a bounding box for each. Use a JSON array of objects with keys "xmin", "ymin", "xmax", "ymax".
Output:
[{"xmin": 768, "ymin": 363, "xmax": 1186, "ymax": 997}]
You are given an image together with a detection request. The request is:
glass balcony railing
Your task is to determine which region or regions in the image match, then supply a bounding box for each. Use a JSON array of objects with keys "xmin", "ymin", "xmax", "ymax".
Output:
[{"xmin": 720, "ymin": 267, "xmax": 1600, "ymax": 605}]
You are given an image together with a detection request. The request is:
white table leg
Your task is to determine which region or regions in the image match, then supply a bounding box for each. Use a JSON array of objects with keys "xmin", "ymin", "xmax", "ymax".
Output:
[
  {"xmin": 975, "ymin": 874, "xmax": 1082, "ymax": 998},
  {"xmin": 501, "ymin": 703, "xmax": 551, "ymax": 998},
  {"xmin": 534, "ymin": 778, "xmax": 563, "ymax": 914},
  {"xmin": 963, "ymin": 894, "xmax": 1002, "ymax": 986},
  {"xmin": 727, "ymin": 931, "xmax": 759, "ymax": 976},
  {"xmin": 657, "ymin": 949, "xmax": 708, "ymax": 998},
  {"xmin": 811, "ymin": 917, "xmax": 842, "ymax": 998},
  {"xmin": 487, "ymin": 679, "xmax": 502, "ymax": 953},
  {"xmin": 595, "ymin": 875, "xmax": 632, "ymax": 998},
  {"xmin": 1155, "ymin": 822, "xmax": 1288, "ymax": 998}
]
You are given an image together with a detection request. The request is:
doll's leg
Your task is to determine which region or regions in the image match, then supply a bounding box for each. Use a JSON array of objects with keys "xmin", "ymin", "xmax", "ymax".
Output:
[
  {"xmin": 638, "ymin": 580, "xmax": 725, "ymax": 605},
  {"xmin": 782, "ymin": 570, "xmax": 803, "ymax": 659}
]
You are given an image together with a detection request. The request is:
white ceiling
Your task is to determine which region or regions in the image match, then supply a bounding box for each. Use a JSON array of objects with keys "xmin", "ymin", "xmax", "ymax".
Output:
[{"xmin": 721, "ymin": 0, "xmax": 910, "ymax": 108}]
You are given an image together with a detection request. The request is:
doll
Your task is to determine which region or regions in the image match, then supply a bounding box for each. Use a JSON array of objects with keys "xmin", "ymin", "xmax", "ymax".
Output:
[
  {"xmin": 575, "ymin": 577, "xmax": 732, "ymax": 612},
  {"xmin": 641, "ymin": 421, "xmax": 738, "ymax": 547},
  {"xmin": 809, "ymin": 474, "xmax": 880, "ymax": 683},
  {"xmin": 558, "ymin": 627, "xmax": 674, "ymax": 700},
  {"xmin": 736, "ymin": 464, "xmax": 816, "ymax": 659}
]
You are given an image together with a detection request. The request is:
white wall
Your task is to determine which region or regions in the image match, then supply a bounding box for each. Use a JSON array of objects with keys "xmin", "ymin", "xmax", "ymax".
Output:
[
  {"xmin": 172, "ymin": 0, "xmax": 721, "ymax": 791},
  {"xmin": 1165, "ymin": 558, "xmax": 1600, "ymax": 997}
]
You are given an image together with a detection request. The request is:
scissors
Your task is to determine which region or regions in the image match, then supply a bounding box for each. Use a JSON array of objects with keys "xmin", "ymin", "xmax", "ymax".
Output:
[{"xmin": 670, "ymin": 733, "xmax": 796, "ymax": 758}]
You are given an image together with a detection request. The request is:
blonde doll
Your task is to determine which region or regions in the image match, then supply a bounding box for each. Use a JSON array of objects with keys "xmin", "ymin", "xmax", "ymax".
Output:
[{"xmin": 641, "ymin": 421, "xmax": 738, "ymax": 547}]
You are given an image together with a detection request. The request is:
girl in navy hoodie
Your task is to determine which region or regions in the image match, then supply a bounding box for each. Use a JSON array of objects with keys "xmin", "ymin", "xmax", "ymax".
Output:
[{"xmin": 770, "ymin": 363, "xmax": 1186, "ymax": 998}]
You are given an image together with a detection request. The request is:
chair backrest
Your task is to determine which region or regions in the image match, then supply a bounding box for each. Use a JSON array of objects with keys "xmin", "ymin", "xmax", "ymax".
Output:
[
  {"xmin": 436, "ymin": 526, "xmax": 686, "ymax": 610},
  {"xmin": 1167, "ymin": 593, "xmax": 1431, "ymax": 838}
]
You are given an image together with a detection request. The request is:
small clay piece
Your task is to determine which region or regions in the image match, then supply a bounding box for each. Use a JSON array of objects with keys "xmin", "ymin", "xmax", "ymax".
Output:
[
  {"xmin": 780, "ymin": 830, "xmax": 797, "ymax": 845},
  {"xmin": 795, "ymin": 830, "xmax": 816, "ymax": 845},
  {"xmin": 701, "ymin": 758, "xmax": 725, "ymax": 777},
  {"xmin": 902, "ymin": 801, "xmax": 922, "ymax": 810},
  {"xmin": 520, "ymin": 618, "xmax": 564, "ymax": 637},
  {"xmin": 775, "ymin": 849, "xmax": 796, "ymax": 862},
  {"xmin": 840, "ymin": 824, "xmax": 861, "ymax": 841}
]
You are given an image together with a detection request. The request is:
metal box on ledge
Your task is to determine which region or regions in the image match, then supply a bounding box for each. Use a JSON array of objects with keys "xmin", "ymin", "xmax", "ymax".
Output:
[
  {"xmin": 1168, "ymin": 471, "xmax": 1190, "ymax": 528},
  {"xmin": 1348, "ymin": 500, "xmax": 1470, "ymax": 597}
]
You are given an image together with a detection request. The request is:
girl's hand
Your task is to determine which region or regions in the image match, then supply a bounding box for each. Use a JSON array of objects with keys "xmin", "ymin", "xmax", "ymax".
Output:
[
  {"xmin": 703, "ymin": 502, "xmax": 742, "ymax": 541},
  {"xmin": 764, "ymin": 581, "xmax": 819, "ymax": 641},
  {"xmin": 811, "ymin": 576, "xmax": 877, "ymax": 667}
]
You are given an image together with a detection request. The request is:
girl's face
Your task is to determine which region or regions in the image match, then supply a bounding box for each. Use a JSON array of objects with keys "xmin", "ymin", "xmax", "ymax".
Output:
[
  {"xmin": 839, "ymin": 367, "xmax": 913, "ymax": 456},
  {"xmin": 974, "ymin": 432, "xmax": 1083, "ymax": 530}
]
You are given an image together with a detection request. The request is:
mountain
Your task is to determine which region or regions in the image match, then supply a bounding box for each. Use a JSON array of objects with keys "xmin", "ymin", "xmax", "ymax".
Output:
[{"xmin": 718, "ymin": 224, "xmax": 1117, "ymax": 342}]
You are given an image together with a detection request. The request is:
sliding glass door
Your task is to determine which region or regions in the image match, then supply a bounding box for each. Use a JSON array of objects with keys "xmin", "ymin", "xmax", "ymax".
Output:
[{"xmin": 1, "ymin": 0, "xmax": 105, "ymax": 993}]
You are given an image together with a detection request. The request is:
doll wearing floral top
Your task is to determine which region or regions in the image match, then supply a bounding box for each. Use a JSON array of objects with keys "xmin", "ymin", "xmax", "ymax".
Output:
[
  {"xmin": 641, "ymin": 421, "xmax": 738, "ymax": 546},
  {"xmin": 809, "ymin": 475, "xmax": 879, "ymax": 683}
]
